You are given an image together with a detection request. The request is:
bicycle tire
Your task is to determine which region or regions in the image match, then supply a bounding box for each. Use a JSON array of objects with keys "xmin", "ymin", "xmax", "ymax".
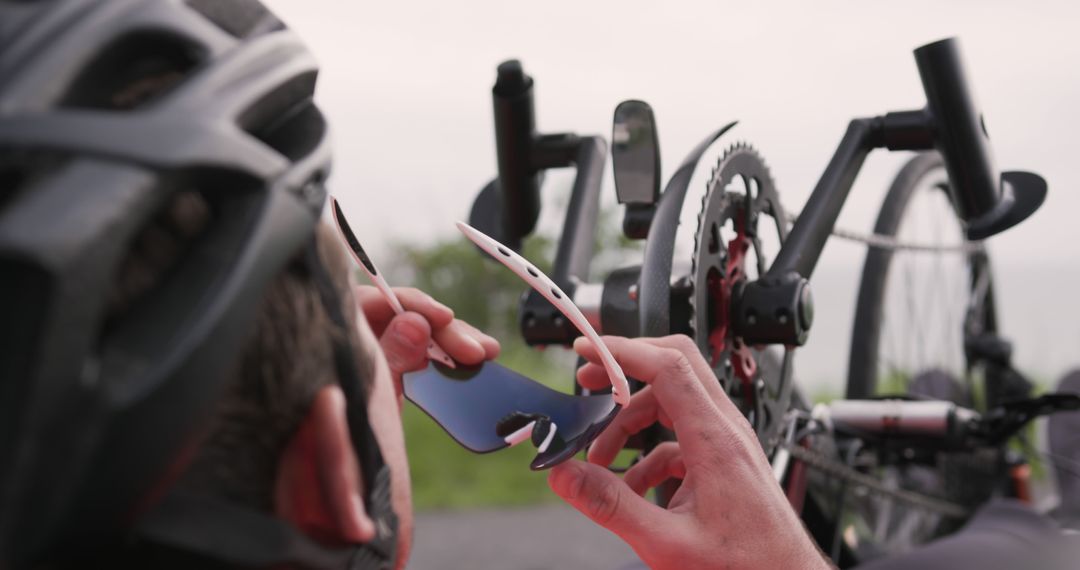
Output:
[{"xmin": 846, "ymin": 152, "xmax": 998, "ymax": 399}]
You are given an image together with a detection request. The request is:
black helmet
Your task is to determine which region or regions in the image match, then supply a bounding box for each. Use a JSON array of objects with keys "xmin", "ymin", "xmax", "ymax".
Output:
[{"xmin": 0, "ymin": 0, "xmax": 332, "ymax": 565}]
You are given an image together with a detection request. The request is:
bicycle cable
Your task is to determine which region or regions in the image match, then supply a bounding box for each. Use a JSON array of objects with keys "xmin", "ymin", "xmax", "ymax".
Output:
[
  {"xmin": 780, "ymin": 442, "xmax": 971, "ymax": 519},
  {"xmin": 780, "ymin": 210, "xmax": 985, "ymax": 253}
]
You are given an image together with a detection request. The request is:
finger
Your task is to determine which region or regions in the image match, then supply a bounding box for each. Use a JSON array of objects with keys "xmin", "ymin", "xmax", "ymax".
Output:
[
  {"xmin": 634, "ymin": 336, "xmax": 727, "ymax": 404},
  {"xmin": 577, "ymin": 361, "xmax": 681, "ymax": 431},
  {"xmin": 630, "ymin": 337, "xmax": 750, "ymax": 436},
  {"xmin": 576, "ymin": 334, "xmax": 729, "ymax": 411},
  {"xmin": 393, "ymin": 287, "xmax": 454, "ymax": 328},
  {"xmin": 355, "ymin": 285, "xmax": 453, "ymax": 335},
  {"xmin": 548, "ymin": 459, "xmax": 666, "ymax": 545},
  {"xmin": 379, "ymin": 312, "xmax": 433, "ymax": 394},
  {"xmin": 637, "ymin": 336, "xmax": 756, "ymax": 438},
  {"xmin": 455, "ymin": 319, "xmax": 500, "ymax": 360},
  {"xmin": 623, "ymin": 442, "xmax": 686, "ymax": 497},
  {"xmin": 432, "ymin": 320, "xmax": 487, "ymax": 365},
  {"xmin": 353, "ymin": 286, "xmax": 402, "ymax": 335},
  {"xmin": 574, "ymin": 336, "xmax": 735, "ymax": 469},
  {"xmin": 576, "ymin": 360, "xmax": 615, "ymax": 391},
  {"xmin": 354, "ymin": 285, "xmax": 396, "ymax": 332},
  {"xmin": 586, "ymin": 387, "xmax": 672, "ymax": 467}
]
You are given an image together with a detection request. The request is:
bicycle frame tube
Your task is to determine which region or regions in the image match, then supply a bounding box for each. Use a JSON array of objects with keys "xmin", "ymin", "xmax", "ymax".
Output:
[
  {"xmin": 734, "ymin": 117, "xmax": 886, "ymax": 347},
  {"xmin": 766, "ymin": 117, "xmax": 884, "ymax": 280}
]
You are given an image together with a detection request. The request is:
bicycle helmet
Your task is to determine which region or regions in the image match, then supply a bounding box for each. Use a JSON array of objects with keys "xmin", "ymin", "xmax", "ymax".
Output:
[{"xmin": 0, "ymin": 0, "xmax": 336, "ymax": 564}]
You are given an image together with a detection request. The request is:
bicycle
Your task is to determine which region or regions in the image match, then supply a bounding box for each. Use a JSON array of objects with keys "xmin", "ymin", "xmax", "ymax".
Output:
[{"xmin": 466, "ymin": 37, "xmax": 1075, "ymax": 567}]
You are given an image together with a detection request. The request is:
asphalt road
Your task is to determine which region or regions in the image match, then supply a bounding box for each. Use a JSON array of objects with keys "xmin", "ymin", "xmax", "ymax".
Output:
[{"xmin": 409, "ymin": 504, "xmax": 642, "ymax": 570}]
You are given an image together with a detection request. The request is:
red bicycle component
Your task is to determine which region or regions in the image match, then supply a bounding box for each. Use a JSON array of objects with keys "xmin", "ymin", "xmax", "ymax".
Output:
[{"xmin": 706, "ymin": 212, "xmax": 758, "ymax": 395}]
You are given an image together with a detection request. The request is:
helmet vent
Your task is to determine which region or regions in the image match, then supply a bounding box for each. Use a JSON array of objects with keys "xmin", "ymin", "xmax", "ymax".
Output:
[
  {"xmin": 237, "ymin": 72, "xmax": 325, "ymax": 162},
  {"xmin": 96, "ymin": 173, "xmax": 264, "ymax": 391},
  {"xmin": 186, "ymin": 0, "xmax": 283, "ymax": 39},
  {"xmin": 60, "ymin": 30, "xmax": 204, "ymax": 111},
  {"xmin": 103, "ymin": 189, "xmax": 214, "ymax": 330},
  {"xmin": 0, "ymin": 150, "xmax": 66, "ymax": 217}
]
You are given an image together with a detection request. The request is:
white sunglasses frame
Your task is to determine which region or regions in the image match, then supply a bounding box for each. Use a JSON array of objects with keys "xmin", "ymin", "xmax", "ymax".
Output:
[{"xmin": 455, "ymin": 221, "xmax": 630, "ymax": 407}]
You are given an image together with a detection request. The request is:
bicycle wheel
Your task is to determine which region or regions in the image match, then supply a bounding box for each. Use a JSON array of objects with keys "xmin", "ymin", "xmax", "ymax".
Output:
[{"xmin": 847, "ymin": 152, "xmax": 998, "ymax": 401}]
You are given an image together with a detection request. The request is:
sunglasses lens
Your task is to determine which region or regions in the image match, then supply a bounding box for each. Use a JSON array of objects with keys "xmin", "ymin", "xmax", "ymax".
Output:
[{"xmin": 403, "ymin": 361, "xmax": 619, "ymax": 468}]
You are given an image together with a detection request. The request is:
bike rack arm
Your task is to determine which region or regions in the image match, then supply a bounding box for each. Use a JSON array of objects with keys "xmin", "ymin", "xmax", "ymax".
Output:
[
  {"xmin": 549, "ymin": 137, "xmax": 606, "ymax": 286},
  {"xmin": 518, "ymin": 135, "xmax": 608, "ymax": 345}
]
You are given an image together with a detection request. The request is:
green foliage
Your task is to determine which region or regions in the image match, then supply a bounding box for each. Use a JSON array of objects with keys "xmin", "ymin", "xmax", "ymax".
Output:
[
  {"xmin": 402, "ymin": 404, "xmax": 560, "ymax": 510},
  {"xmin": 389, "ymin": 235, "xmax": 555, "ymax": 338},
  {"xmin": 876, "ymin": 370, "xmax": 911, "ymax": 397}
]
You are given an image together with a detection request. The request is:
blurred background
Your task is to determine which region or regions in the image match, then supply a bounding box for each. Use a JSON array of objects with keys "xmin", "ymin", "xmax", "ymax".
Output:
[{"xmin": 266, "ymin": 0, "xmax": 1078, "ymax": 539}]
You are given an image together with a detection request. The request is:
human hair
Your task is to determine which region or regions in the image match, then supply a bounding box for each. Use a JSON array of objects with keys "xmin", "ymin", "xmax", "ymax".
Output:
[
  {"xmin": 184, "ymin": 221, "xmax": 376, "ymax": 510},
  {"xmin": 107, "ymin": 194, "xmax": 373, "ymax": 511}
]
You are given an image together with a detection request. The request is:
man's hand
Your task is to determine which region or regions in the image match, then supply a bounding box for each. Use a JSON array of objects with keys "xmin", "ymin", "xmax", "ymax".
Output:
[
  {"xmin": 549, "ymin": 335, "xmax": 831, "ymax": 570},
  {"xmin": 354, "ymin": 286, "xmax": 499, "ymax": 398}
]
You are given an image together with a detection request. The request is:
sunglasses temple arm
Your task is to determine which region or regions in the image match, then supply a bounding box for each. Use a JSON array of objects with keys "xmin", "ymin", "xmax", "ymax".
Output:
[
  {"xmin": 548, "ymin": 289, "xmax": 630, "ymax": 405},
  {"xmin": 361, "ymin": 264, "xmax": 406, "ymax": 315},
  {"xmin": 363, "ymin": 268, "xmax": 458, "ymax": 368},
  {"xmin": 456, "ymin": 222, "xmax": 631, "ymax": 406},
  {"xmin": 331, "ymin": 197, "xmax": 455, "ymax": 367}
]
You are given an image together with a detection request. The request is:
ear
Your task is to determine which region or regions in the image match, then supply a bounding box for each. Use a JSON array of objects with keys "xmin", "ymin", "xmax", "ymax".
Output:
[{"xmin": 274, "ymin": 385, "xmax": 376, "ymax": 545}]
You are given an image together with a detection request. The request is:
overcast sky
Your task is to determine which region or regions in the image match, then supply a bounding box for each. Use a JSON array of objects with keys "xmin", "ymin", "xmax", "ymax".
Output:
[{"xmin": 265, "ymin": 0, "xmax": 1079, "ymax": 390}]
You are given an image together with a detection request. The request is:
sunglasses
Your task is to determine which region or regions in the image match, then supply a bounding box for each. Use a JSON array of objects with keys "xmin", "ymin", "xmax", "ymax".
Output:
[{"xmin": 331, "ymin": 198, "xmax": 629, "ymax": 470}]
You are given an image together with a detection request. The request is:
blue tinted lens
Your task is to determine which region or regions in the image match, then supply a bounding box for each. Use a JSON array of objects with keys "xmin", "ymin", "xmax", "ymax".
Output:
[{"xmin": 403, "ymin": 361, "xmax": 619, "ymax": 467}]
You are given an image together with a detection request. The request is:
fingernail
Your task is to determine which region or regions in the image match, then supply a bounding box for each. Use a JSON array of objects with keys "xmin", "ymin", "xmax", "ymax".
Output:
[{"xmin": 395, "ymin": 320, "xmax": 426, "ymax": 346}]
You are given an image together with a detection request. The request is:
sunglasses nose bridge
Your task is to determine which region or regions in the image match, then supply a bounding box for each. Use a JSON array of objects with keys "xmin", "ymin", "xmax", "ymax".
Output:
[
  {"xmin": 497, "ymin": 412, "xmax": 558, "ymax": 454},
  {"xmin": 501, "ymin": 420, "xmax": 536, "ymax": 447},
  {"xmin": 532, "ymin": 418, "xmax": 557, "ymax": 453}
]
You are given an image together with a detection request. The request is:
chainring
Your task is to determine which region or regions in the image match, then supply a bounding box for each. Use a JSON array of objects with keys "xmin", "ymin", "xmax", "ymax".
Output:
[{"xmin": 689, "ymin": 144, "xmax": 791, "ymax": 450}]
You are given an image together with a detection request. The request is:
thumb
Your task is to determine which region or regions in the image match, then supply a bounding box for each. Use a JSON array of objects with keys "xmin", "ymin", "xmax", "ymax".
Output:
[
  {"xmin": 380, "ymin": 312, "xmax": 431, "ymax": 383},
  {"xmin": 548, "ymin": 460, "xmax": 664, "ymax": 543}
]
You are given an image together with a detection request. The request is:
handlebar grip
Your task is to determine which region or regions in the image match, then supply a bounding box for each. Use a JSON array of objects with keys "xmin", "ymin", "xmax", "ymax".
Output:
[
  {"xmin": 492, "ymin": 60, "xmax": 541, "ymax": 248},
  {"xmin": 914, "ymin": 38, "xmax": 1000, "ymax": 225}
]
